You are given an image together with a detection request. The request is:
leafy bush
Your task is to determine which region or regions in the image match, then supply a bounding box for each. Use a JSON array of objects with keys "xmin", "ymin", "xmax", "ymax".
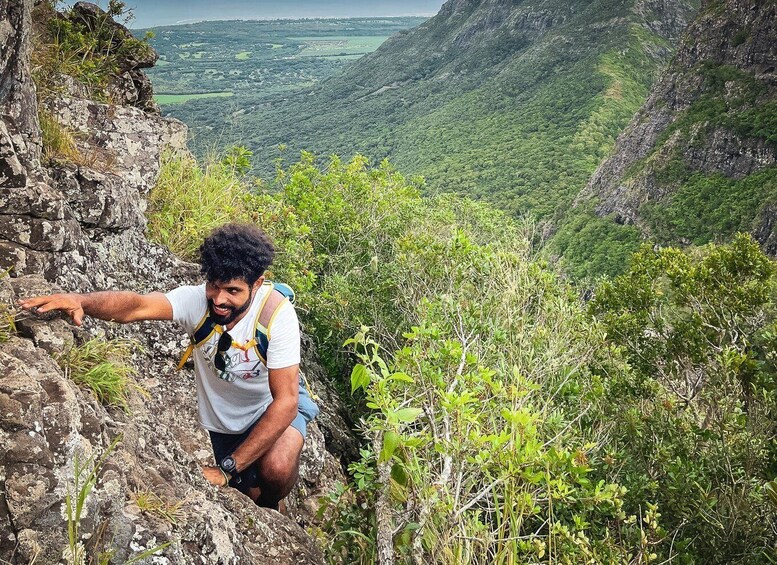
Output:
[
  {"xmin": 147, "ymin": 148, "xmax": 316, "ymax": 295},
  {"xmin": 57, "ymin": 338, "xmax": 144, "ymax": 412},
  {"xmin": 330, "ymin": 248, "xmax": 652, "ymax": 563},
  {"xmin": 262, "ymin": 156, "xmax": 655, "ymax": 562},
  {"xmin": 147, "ymin": 149, "xmax": 777, "ymax": 562},
  {"xmin": 591, "ymin": 234, "xmax": 777, "ymax": 563}
]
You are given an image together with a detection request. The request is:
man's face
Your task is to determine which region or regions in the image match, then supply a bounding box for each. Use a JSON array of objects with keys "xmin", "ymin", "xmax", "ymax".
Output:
[{"xmin": 205, "ymin": 277, "xmax": 263, "ymax": 326}]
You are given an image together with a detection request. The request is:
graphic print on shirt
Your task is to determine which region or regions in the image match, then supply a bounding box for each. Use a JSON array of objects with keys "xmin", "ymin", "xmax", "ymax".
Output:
[{"xmin": 201, "ymin": 339, "xmax": 265, "ymax": 383}]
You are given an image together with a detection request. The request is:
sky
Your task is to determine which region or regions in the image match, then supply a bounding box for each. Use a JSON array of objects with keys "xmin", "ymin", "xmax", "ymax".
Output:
[{"xmin": 121, "ymin": 1, "xmax": 446, "ymax": 28}]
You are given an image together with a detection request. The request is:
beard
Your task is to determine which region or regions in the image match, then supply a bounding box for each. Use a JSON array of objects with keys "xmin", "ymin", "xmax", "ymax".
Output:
[{"xmin": 208, "ymin": 290, "xmax": 253, "ymax": 326}]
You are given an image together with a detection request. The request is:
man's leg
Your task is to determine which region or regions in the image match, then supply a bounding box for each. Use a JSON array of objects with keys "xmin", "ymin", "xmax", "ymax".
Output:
[{"xmin": 250, "ymin": 426, "xmax": 304, "ymax": 508}]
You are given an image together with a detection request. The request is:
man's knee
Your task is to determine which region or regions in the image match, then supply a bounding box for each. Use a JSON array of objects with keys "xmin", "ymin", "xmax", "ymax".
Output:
[{"xmin": 258, "ymin": 452, "xmax": 299, "ymax": 487}]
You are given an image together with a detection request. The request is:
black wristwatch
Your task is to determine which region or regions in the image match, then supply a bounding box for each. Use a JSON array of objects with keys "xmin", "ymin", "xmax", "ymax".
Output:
[{"xmin": 219, "ymin": 455, "xmax": 241, "ymax": 484}]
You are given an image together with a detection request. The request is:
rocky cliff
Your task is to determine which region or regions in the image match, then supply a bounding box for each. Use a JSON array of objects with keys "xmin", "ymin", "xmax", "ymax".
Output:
[
  {"xmin": 0, "ymin": 2, "xmax": 350, "ymax": 563},
  {"xmin": 578, "ymin": 0, "xmax": 776, "ymax": 252}
]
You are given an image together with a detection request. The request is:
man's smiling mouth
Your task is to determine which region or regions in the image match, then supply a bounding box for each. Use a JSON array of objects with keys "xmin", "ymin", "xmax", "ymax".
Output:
[{"xmin": 213, "ymin": 304, "xmax": 232, "ymax": 315}]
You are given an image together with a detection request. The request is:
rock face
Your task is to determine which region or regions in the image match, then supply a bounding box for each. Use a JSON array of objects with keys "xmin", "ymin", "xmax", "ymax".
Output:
[
  {"xmin": 0, "ymin": 0, "xmax": 41, "ymax": 168},
  {"xmin": 579, "ymin": 0, "xmax": 776, "ymax": 250},
  {"xmin": 0, "ymin": 1, "xmax": 351, "ymax": 563}
]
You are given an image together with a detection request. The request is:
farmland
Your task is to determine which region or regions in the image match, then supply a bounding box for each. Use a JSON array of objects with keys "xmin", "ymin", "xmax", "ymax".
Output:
[{"xmin": 140, "ymin": 18, "xmax": 425, "ymax": 124}]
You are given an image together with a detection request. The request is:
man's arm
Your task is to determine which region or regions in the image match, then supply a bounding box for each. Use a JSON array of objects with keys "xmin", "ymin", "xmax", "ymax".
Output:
[
  {"xmin": 231, "ymin": 364, "xmax": 299, "ymax": 472},
  {"xmin": 18, "ymin": 291, "xmax": 173, "ymax": 326}
]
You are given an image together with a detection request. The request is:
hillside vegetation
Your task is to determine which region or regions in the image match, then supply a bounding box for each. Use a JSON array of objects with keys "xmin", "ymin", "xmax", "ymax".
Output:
[
  {"xmin": 148, "ymin": 149, "xmax": 777, "ymax": 563},
  {"xmin": 155, "ymin": 0, "xmax": 695, "ymax": 227},
  {"xmin": 566, "ymin": 0, "xmax": 777, "ymax": 278},
  {"xmin": 141, "ymin": 17, "xmax": 425, "ymax": 152}
]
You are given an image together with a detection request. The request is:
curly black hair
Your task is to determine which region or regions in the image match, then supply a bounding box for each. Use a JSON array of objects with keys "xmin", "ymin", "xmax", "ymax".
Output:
[{"xmin": 199, "ymin": 223, "xmax": 275, "ymax": 285}]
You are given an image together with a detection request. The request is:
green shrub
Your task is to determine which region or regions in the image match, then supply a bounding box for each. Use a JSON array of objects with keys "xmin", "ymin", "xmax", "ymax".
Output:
[
  {"xmin": 321, "ymin": 224, "xmax": 654, "ymax": 564},
  {"xmin": 57, "ymin": 338, "xmax": 143, "ymax": 412},
  {"xmin": 591, "ymin": 234, "xmax": 777, "ymax": 563},
  {"xmin": 146, "ymin": 150, "xmax": 777, "ymax": 562},
  {"xmin": 147, "ymin": 148, "xmax": 316, "ymax": 294}
]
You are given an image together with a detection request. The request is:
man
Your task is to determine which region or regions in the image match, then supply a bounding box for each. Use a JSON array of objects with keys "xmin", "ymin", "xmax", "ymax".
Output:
[{"xmin": 19, "ymin": 223, "xmax": 319, "ymax": 510}]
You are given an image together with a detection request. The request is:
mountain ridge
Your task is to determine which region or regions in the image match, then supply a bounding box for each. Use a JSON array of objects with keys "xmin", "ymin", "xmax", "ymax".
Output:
[{"xmin": 571, "ymin": 0, "xmax": 776, "ymax": 260}]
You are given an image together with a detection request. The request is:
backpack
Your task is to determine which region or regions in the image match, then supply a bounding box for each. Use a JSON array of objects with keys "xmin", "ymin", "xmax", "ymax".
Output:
[{"xmin": 177, "ymin": 281, "xmax": 295, "ymax": 370}]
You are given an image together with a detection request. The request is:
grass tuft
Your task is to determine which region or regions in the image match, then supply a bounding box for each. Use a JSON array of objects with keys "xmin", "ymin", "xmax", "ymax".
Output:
[
  {"xmin": 57, "ymin": 338, "xmax": 145, "ymax": 412},
  {"xmin": 0, "ymin": 308, "xmax": 16, "ymax": 343},
  {"xmin": 146, "ymin": 149, "xmax": 255, "ymax": 260},
  {"xmin": 131, "ymin": 490, "xmax": 185, "ymax": 525},
  {"xmin": 0, "ymin": 269, "xmax": 16, "ymax": 343},
  {"xmin": 39, "ymin": 108, "xmax": 82, "ymax": 163},
  {"xmin": 64, "ymin": 436, "xmax": 120, "ymax": 565}
]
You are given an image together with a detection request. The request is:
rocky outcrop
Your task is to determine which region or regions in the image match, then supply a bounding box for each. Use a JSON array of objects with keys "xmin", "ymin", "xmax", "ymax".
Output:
[
  {"xmin": 579, "ymin": 0, "xmax": 776, "ymax": 247},
  {"xmin": 0, "ymin": 0, "xmax": 41, "ymax": 168},
  {"xmin": 69, "ymin": 1, "xmax": 161, "ymax": 113},
  {"xmin": 0, "ymin": 0, "xmax": 351, "ymax": 562},
  {"xmin": 1, "ymin": 277, "xmax": 325, "ymax": 564}
]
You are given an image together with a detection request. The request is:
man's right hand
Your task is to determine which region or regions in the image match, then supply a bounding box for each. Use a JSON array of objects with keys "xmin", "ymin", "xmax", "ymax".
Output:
[
  {"xmin": 18, "ymin": 290, "xmax": 172, "ymax": 326},
  {"xmin": 18, "ymin": 294, "xmax": 86, "ymax": 326}
]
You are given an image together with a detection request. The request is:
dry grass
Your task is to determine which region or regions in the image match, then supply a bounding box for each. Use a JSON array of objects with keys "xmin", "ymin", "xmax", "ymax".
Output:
[
  {"xmin": 39, "ymin": 109, "xmax": 82, "ymax": 163},
  {"xmin": 131, "ymin": 489, "xmax": 186, "ymax": 525}
]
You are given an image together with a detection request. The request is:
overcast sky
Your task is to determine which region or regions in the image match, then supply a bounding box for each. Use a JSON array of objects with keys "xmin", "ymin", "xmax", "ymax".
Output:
[{"xmin": 121, "ymin": 1, "xmax": 446, "ymax": 28}]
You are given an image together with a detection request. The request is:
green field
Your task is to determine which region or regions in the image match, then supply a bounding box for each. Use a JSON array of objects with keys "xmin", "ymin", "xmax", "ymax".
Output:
[
  {"xmin": 140, "ymin": 18, "xmax": 427, "ymax": 153},
  {"xmin": 320, "ymin": 54, "xmax": 364, "ymax": 60},
  {"xmin": 155, "ymin": 92, "xmax": 234, "ymax": 105},
  {"xmin": 293, "ymin": 36, "xmax": 389, "ymax": 56}
]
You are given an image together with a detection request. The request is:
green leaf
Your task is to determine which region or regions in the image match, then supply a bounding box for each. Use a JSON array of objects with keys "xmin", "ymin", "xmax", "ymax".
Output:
[
  {"xmin": 388, "ymin": 372, "xmax": 415, "ymax": 383},
  {"xmin": 350, "ymin": 364, "xmax": 370, "ymax": 393},
  {"xmin": 394, "ymin": 407, "xmax": 423, "ymax": 423},
  {"xmin": 380, "ymin": 431, "xmax": 401, "ymax": 463},
  {"xmin": 765, "ymin": 481, "xmax": 777, "ymax": 507},
  {"xmin": 391, "ymin": 462, "xmax": 409, "ymax": 486}
]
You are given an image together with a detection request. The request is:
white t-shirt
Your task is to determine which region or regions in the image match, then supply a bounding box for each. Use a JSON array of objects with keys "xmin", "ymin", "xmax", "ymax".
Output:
[{"xmin": 165, "ymin": 282, "xmax": 301, "ymax": 434}]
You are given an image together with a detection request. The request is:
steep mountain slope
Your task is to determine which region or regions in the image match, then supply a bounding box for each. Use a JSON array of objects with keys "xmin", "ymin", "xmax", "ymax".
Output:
[
  {"xmin": 565, "ymin": 0, "xmax": 776, "ymax": 273},
  {"xmin": 1, "ymin": 3, "xmax": 350, "ymax": 562},
  {"xmin": 202, "ymin": 0, "xmax": 696, "ymax": 221}
]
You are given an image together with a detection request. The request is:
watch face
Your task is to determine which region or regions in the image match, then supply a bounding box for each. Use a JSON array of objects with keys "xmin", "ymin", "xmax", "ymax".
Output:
[{"xmin": 220, "ymin": 456, "xmax": 237, "ymax": 474}]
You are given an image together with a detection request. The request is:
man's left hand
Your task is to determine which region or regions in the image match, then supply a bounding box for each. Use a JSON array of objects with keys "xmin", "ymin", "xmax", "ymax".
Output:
[{"xmin": 202, "ymin": 465, "xmax": 229, "ymax": 487}]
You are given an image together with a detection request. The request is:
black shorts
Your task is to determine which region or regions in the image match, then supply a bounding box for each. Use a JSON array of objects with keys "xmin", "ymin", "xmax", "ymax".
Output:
[
  {"xmin": 209, "ymin": 387, "xmax": 319, "ymax": 495},
  {"xmin": 209, "ymin": 420, "xmax": 263, "ymax": 495}
]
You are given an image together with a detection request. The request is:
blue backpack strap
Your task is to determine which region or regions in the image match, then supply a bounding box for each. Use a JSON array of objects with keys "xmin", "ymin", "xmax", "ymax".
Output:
[
  {"xmin": 253, "ymin": 281, "xmax": 295, "ymax": 363},
  {"xmin": 193, "ymin": 314, "xmax": 219, "ymax": 344},
  {"xmin": 177, "ymin": 312, "xmax": 220, "ymax": 370}
]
